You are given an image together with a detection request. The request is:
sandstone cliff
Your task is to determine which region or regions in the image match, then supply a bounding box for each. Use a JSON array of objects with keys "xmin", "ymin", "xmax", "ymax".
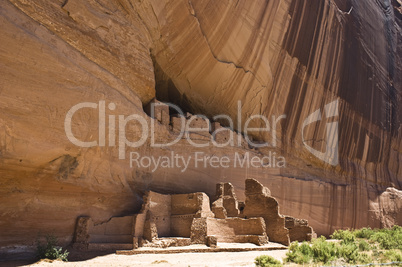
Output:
[{"xmin": 0, "ymin": 0, "xmax": 401, "ymax": 257}]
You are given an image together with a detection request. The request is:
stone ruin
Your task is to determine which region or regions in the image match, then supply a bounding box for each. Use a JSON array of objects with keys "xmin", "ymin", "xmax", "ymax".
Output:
[
  {"xmin": 144, "ymin": 98, "xmax": 249, "ymax": 148},
  {"xmin": 72, "ymin": 179, "xmax": 315, "ymax": 251}
]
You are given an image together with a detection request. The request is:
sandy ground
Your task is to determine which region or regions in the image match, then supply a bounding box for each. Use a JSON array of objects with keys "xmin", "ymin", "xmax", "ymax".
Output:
[{"xmin": 19, "ymin": 250, "xmax": 289, "ymax": 267}]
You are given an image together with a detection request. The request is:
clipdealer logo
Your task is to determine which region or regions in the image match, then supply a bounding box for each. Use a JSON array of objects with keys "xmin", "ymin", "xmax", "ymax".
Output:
[
  {"xmin": 301, "ymin": 100, "xmax": 339, "ymax": 166},
  {"xmin": 64, "ymin": 99, "xmax": 339, "ymax": 170}
]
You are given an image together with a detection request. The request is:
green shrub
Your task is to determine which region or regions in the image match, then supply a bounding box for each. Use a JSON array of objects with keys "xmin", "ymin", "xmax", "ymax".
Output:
[
  {"xmin": 370, "ymin": 226, "xmax": 402, "ymax": 250},
  {"xmin": 331, "ymin": 229, "xmax": 356, "ymax": 244},
  {"xmin": 36, "ymin": 234, "xmax": 69, "ymax": 261},
  {"xmin": 254, "ymin": 255, "xmax": 282, "ymax": 267},
  {"xmin": 286, "ymin": 227, "xmax": 402, "ymax": 266},
  {"xmin": 311, "ymin": 236, "xmax": 338, "ymax": 264},
  {"xmin": 285, "ymin": 241, "xmax": 313, "ymax": 264},
  {"xmin": 338, "ymin": 242, "xmax": 359, "ymax": 263},
  {"xmin": 383, "ymin": 250, "xmax": 402, "ymax": 266},
  {"xmin": 356, "ymin": 252, "xmax": 371, "ymax": 264},
  {"xmin": 354, "ymin": 227, "xmax": 375, "ymax": 239},
  {"xmin": 358, "ymin": 240, "xmax": 370, "ymax": 251},
  {"xmin": 372, "ymin": 248, "xmax": 383, "ymax": 259}
]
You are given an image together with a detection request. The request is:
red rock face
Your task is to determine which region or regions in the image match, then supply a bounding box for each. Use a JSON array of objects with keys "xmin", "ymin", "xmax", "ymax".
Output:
[{"xmin": 0, "ymin": 0, "xmax": 401, "ymax": 257}]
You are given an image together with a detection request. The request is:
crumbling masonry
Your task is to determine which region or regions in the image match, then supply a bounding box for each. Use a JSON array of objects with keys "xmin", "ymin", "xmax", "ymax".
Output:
[{"xmin": 72, "ymin": 179, "xmax": 315, "ymax": 251}]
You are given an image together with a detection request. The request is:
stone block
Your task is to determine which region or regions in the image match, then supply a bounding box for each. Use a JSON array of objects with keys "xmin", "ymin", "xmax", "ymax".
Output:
[
  {"xmin": 171, "ymin": 115, "xmax": 185, "ymax": 133},
  {"xmin": 210, "ymin": 122, "xmax": 221, "ymax": 133},
  {"xmin": 73, "ymin": 216, "xmax": 90, "ymax": 246},
  {"xmin": 212, "ymin": 205, "xmax": 227, "ymax": 219},
  {"xmin": 206, "ymin": 236, "xmax": 217, "ymax": 248},
  {"xmin": 190, "ymin": 218, "xmax": 208, "ymax": 244},
  {"xmin": 144, "ymin": 98, "xmax": 169, "ymax": 124}
]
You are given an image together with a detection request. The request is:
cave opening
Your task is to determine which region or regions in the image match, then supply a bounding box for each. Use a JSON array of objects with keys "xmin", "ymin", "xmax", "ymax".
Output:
[{"xmin": 149, "ymin": 54, "xmax": 194, "ymax": 117}]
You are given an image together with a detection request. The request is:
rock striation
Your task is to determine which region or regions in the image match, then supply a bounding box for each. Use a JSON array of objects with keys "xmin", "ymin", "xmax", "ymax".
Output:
[{"xmin": 0, "ymin": 0, "xmax": 401, "ymax": 258}]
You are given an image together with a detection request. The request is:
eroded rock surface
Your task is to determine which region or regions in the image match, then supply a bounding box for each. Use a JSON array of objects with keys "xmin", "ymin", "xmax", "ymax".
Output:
[{"xmin": 0, "ymin": 0, "xmax": 401, "ymax": 257}]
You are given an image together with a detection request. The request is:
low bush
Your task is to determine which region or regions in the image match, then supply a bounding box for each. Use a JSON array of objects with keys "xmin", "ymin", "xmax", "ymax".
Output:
[
  {"xmin": 36, "ymin": 234, "xmax": 69, "ymax": 262},
  {"xmin": 330, "ymin": 229, "xmax": 356, "ymax": 244},
  {"xmin": 356, "ymin": 252, "xmax": 371, "ymax": 264},
  {"xmin": 285, "ymin": 241, "xmax": 313, "ymax": 264},
  {"xmin": 354, "ymin": 227, "xmax": 375, "ymax": 239},
  {"xmin": 254, "ymin": 255, "xmax": 282, "ymax": 267},
  {"xmin": 331, "ymin": 226, "xmax": 402, "ymax": 250},
  {"xmin": 311, "ymin": 236, "xmax": 338, "ymax": 264},
  {"xmin": 285, "ymin": 227, "xmax": 402, "ymax": 266},
  {"xmin": 371, "ymin": 226, "xmax": 402, "ymax": 250},
  {"xmin": 358, "ymin": 240, "xmax": 370, "ymax": 251},
  {"xmin": 338, "ymin": 242, "xmax": 359, "ymax": 263},
  {"xmin": 383, "ymin": 250, "xmax": 402, "ymax": 266}
]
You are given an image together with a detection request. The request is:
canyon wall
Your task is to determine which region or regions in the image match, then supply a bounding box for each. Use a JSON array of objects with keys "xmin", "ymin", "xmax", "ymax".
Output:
[{"xmin": 0, "ymin": 0, "xmax": 401, "ymax": 257}]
